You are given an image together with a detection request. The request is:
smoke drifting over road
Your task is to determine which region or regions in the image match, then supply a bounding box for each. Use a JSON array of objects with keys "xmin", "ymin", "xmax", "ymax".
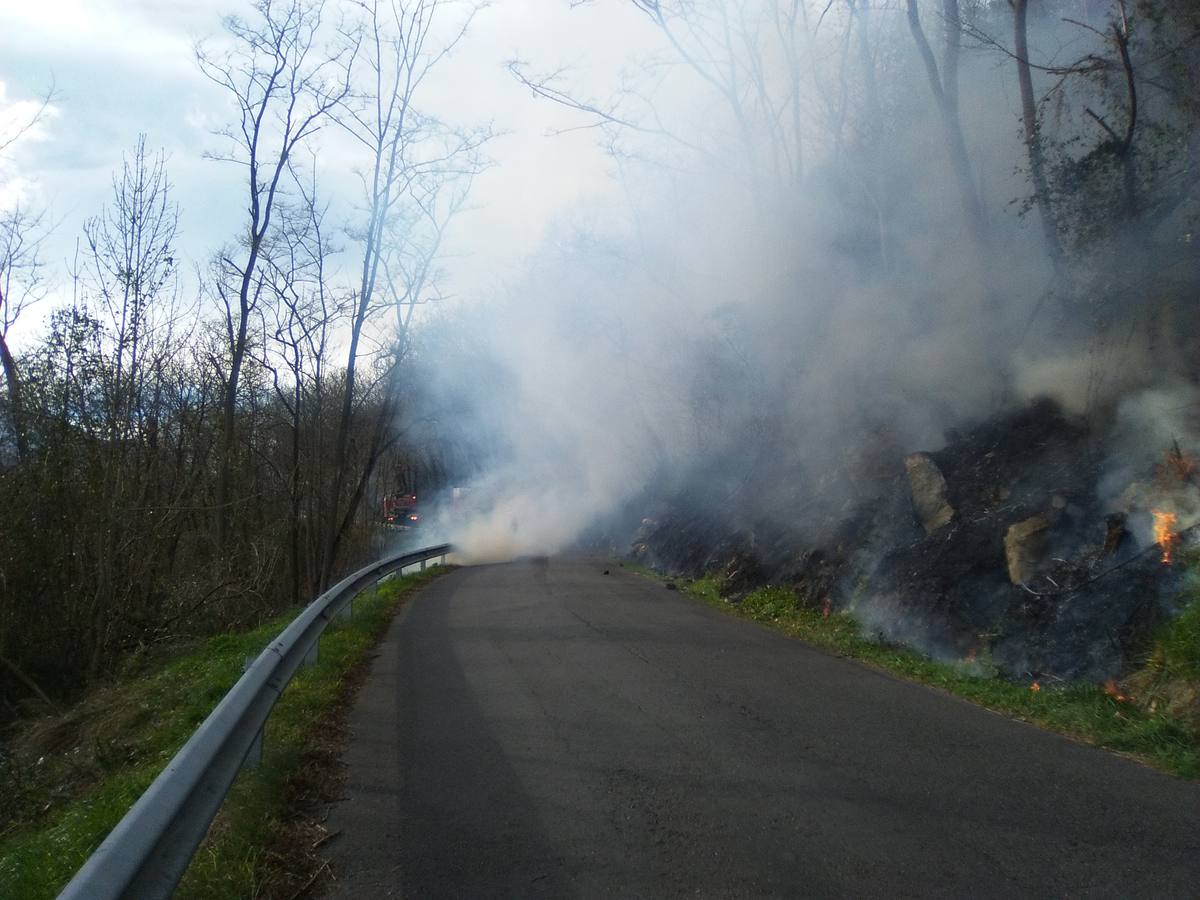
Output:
[{"xmin": 411, "ymin": 0, "xmax": 1196, "ymax": 579}]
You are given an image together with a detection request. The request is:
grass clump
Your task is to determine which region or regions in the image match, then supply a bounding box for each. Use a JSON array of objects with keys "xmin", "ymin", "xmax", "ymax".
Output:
[
  {"xmin": 1125, "ymin": 563, "xmax": 1200, "ymax": 733},
  {"xmin": 1151, "ymin": 593, "xmax": 1200, "ymax": 680},
  {"xmin": 666, "ymin": 573, "xmax": 1200, "ymax": 778},
  {"xmin": 0, "ymin": 567, "xmax": 445, "ymax": 899}
]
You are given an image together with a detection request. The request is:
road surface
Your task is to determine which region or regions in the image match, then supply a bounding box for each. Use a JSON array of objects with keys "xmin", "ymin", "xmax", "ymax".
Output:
[{"xmin": 324, "ymin": 556, "xmax": 1200, "ymax": 898}]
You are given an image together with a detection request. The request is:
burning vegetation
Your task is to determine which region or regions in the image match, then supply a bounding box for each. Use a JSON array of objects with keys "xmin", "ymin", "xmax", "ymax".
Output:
[
  {"xmin": 1154, "ymin": 510, "xmax": 1180, "ymax": 565},
  {"xmin": 385, "ymin": 0, "xmax": 1200, "ymax": 732},
  {"xmin": 629, "ymin": 396, "xmax": 1200, "ymax": 689}
]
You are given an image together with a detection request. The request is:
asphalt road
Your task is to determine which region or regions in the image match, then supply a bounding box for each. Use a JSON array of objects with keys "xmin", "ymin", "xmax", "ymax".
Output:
[{"xmin": 325, "ymin": 556, "xmax": 1200, "ymax": 899}]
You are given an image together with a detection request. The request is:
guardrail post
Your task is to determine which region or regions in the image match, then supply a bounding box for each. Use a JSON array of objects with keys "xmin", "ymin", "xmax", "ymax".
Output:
[
  {"xmin": 420, "ymin": 558, "xmax": 427, "ymax": 571},
  {"xmin": 304, "ymin": 638, "xmax": 319, "ymax": 666},
  {"xmin": 243, "ymin": 728, "xmax": 263, "ymax": 770},
  {"xmin": 241, "ymin": 656, "xmax": 264, "ymax": 769},
  {"xmin": 336, "ymin": 595, "xmax": 354, "ymax": 622}
]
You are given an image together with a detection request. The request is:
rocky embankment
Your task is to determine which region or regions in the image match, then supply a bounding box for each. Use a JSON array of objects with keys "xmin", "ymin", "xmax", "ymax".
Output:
[{"xmin": 632, "ymin": 399, "xmax": 1197, "ymax": 683}]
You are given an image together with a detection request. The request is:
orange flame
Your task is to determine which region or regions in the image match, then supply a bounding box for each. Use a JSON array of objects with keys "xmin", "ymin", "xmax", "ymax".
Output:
[
  {"xmin": 1102, "ymin": 679, "xmax": 1132, "ymax": 703},
  {"xmin": 1030, "ymin": 681, "xmax": 1041, "ymax": 693},
  {"xmin": 822, "ymin": 596, "xmax": 832, "ymax": 619},
  {"xmin": 1152, "ymin": 509, "xmax": 1179, "ymax": 565}
]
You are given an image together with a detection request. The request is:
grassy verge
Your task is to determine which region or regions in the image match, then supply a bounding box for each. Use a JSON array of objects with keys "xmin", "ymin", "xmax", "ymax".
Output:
[
  {"xmin": 0, "ymin": 566, "xmax": 446, "ymax": 899},
  {"xmin": 636, "ymin": 566, "xmax": 1200, "ymax": 778}
]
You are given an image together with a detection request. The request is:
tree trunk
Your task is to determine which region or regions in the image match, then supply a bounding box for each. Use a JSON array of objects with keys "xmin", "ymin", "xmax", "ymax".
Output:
[
  {"xmin": 320, "ymin": 139, "xmax": 396, "ymax": 589},
  {"xmin": 850, "ymin": 0, "xmax": 889, "ymax": 270},
  {"xmin": 215, "ymin": 243, "xmax": 259, "ymax": 551},
  {"xmin": 906, "ymin": 0, "xmax": 988, "ymax": 245},
  {"xmin": 290, "ymin": 375, "xmax": 302, "ymax": 607},
  {"xmin": 1012, "ymin": 0, "xmax": 1066, "ymax": 272},
  {"xmin": 0, "ymin": 323, "xmax": 28, "ymax": 462}
]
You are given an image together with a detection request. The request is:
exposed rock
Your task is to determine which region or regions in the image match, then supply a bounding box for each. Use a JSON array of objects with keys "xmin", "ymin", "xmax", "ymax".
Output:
[
  {"xmin": 1005, "ymin": 515, "xmax": 1050, "ymax": 584},
  {"xmin": 905, "ymin": 453, "xmax": 954, "ymax": 534}
]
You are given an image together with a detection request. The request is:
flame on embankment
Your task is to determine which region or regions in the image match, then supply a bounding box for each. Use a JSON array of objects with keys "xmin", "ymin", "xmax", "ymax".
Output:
[
  {"xmin": 1102, "ymin": 679, "xmax": 1133, "ymax": 702},
  {"xmin": 1148, "ymin": 441, "xmax": 1196, "ymax": 565},
  {"xmin": 1152, "ymin": 509, "xmax": 1179, "ymax": 565}
]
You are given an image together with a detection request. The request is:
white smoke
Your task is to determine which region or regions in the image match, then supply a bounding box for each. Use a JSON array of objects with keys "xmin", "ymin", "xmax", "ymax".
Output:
[{"xmin": 406, "ymin": 0, "xmax": 1191, "ymax": 565}]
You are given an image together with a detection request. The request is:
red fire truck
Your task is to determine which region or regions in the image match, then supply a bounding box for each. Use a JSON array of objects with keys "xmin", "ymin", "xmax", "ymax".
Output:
[{"xmin": 382, "ymin": 493, "xmax": 421, "ymax": 529}]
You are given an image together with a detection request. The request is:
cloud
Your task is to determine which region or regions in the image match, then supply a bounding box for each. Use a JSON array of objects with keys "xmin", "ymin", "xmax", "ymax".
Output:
[
  {"xmin": 0, "ymin": 80, "xmax": 61, "ymax": 211},
  {"xmin": 0, "ymin": 1, "xmax": 205, "ymax": 77}
]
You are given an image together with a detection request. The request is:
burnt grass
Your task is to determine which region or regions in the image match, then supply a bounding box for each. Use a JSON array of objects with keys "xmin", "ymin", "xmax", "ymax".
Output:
[{"xmin": 630, "ymin": 398, "xmax": 1188, "ymax": 684}]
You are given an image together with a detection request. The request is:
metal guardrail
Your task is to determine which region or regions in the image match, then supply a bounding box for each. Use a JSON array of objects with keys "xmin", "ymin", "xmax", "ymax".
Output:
[{"xmin": 58, "ymin": 543, "xmax": 452, "ymax": 900}]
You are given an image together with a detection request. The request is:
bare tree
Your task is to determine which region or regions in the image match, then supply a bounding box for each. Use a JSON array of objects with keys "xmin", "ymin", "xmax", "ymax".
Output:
[
  {"xmin": 257, "ymin": 161, "xmax": 338, "ymax": 603},
  {"xmin": 1010, "ymin": 0, "xmax": 1066, "ymax": 272},
  {"xmin": 0, "ymin": 204, "xmax": 48, "ymax": 463},
  {"xmin": 905, "ymin": 0, "xmax": 988, "ymax": 244},
  {"xmin": 70, "ymin": 139, "xmax": 185, "ymax": 678},
  {"xmin": 509, "ymin": 0, "xmax": 822, "ymax": 196},
  {"xmin": 84, "ymin": 136, "xmax": 180, "ymax": 442},
  {"xmin": 0, "ymin": 86, "xmax": 55, "ymax": 464},
  {"xmin": 196, "ymin": 0, "xmax": 352, "ymax": 548},
  {"xmin": 0, "ymin": 83, "xmax": 56, "ymax": 159},
  {"xmin": 316, "ymin": 0, "xmax": 488, "ymax": 587},
  {"xmin": 966, "ymin": 1, "xmax": 1160, "ymax": 257}
]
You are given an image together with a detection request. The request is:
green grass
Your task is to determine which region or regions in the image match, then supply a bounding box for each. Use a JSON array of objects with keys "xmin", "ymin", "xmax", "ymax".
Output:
[
  {"xmin": 0, "ymin": 567, "xmax": 446, "ymax": 899},
  {"xmin": 662, "ymin": 571, "xmax": 1200, "ymax": 778},
  {"xmin": 1154, "ymin": 591, "xmax": 1200, "ymax": 680},
  {"xmin": 1124, "ymin": 571, "xmax": 1200, "ymax": 729}
]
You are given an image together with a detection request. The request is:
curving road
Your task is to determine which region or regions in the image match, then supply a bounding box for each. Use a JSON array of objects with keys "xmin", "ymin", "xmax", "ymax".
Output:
[{"xmin": 324, "ymin": 556, "xmax": 1200, "ymax": 899}]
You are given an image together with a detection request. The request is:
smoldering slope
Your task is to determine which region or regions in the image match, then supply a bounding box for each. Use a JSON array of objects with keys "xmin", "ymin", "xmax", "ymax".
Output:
[{"xmin": 409, "ymin": 1, "xmax": 1179, "ymax": 569}]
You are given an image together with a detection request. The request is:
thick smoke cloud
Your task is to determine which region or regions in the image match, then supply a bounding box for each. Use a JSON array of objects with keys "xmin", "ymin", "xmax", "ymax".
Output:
[{"xmin": 408, "ymin": 0, "xmax": 1194, "ymax": 570}]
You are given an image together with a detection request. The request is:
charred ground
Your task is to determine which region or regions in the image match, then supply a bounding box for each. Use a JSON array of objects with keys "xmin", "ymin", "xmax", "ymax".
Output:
[{"xmin": 629, "ymin": 396, "xmax": 1196, "ymax": 689}]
